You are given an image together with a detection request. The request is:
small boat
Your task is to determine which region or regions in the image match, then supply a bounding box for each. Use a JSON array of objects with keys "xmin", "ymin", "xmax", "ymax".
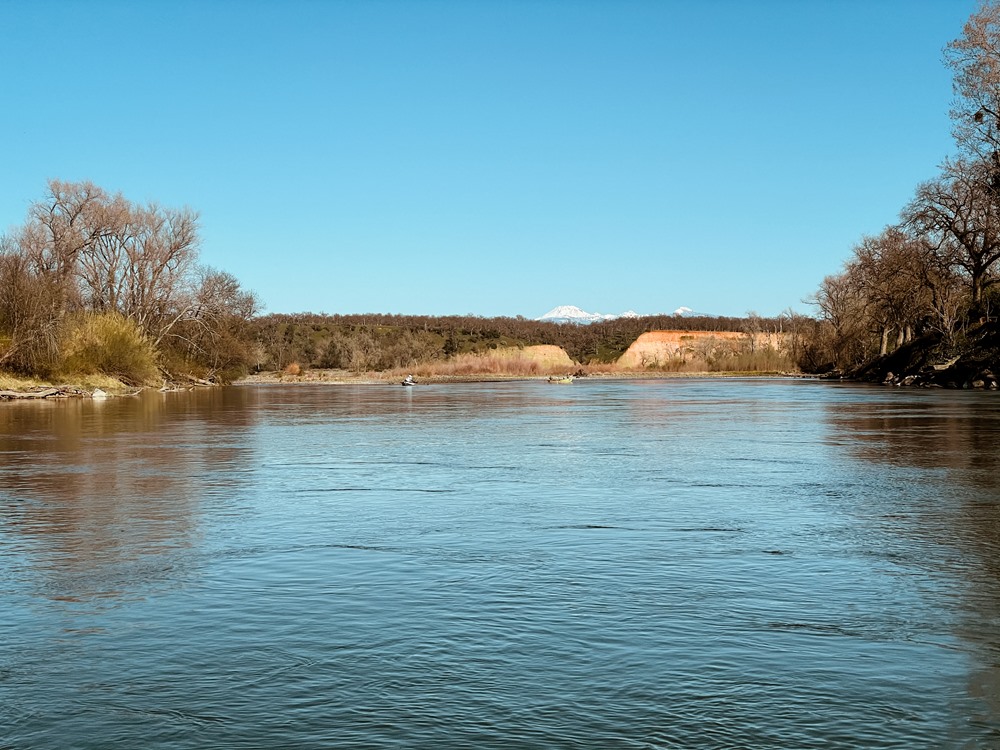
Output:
[
  {"xmin": 401, "ymin": 375, "xmax": 417, "ymax": 387},
  {"xmin": 547, "ymin": 376, "xmax": 574, "ymax": 384}
]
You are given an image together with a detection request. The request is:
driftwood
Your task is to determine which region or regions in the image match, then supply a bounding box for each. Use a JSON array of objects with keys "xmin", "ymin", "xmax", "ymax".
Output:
[
  {"xmin": 0, "ymin": 388, "xmax": 65, "ymax": 400},
  {"xmin": 182, "ymin": 374, "xmax": 217, "ymax": 387},
  {"xmin": 0, "ymin": 387, "xmax": 119, "ymax": 400}
]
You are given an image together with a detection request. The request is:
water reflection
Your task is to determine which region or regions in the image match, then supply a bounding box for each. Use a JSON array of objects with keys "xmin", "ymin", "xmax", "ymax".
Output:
[
  {"xmin": 826, "ymin": 388, "xmax": 1000, "ymax": 473},
  {"xmin": 0, "ymin": 388, "xmax": 259, "ymax": 601},
  {"xmin": 3, "ymin": 381, "xmax": 1000, "ymax": 748},
  {"xmin": 824, "ymin": 385, "xmax": 1000, "ymax": 738}
]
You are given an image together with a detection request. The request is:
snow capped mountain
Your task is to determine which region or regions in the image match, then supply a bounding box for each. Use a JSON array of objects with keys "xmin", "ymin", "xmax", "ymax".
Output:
[
  {"xmin": 537, "ymin": 305, "xmax": 614, "ymax": 323},
  {"xmin": 538, "ymin": 305, "xmax": 639, "ymax": 324},
  {"xmin": 671, "ymin": 307, "xmax": 716, "ymax": 318},
  {"xmin": 537, "ymin": 305, "xmax": 710, "ymax": 324}
]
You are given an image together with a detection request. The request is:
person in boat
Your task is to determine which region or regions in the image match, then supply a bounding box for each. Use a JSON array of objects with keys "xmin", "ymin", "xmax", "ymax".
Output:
[{"xmin": 402, "ymin": 374, "xmax": 416, "ymax": 386}]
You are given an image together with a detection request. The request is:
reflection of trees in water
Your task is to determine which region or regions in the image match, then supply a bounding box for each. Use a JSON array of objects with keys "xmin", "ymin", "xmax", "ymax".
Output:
[
  {"xmin": 826, "ymin": 391, "xmax": 1000, "ymax": 727},
  {"xmin": 827, "ymin": 396, "xmax": 1000, "ymax": 474},
  {"xmin": 0, "ymin": 388, "xmax": 258, "ymax": 600}
]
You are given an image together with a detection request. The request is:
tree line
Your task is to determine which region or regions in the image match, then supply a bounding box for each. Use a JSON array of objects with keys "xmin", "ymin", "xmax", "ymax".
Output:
[
  {"xmin": 0, "ymin": 180, "xmax": 258, "ymax": 383},
  {"xmin": 248, "ymin": 310, "xmax": 820, "ymax": 373},
  {"xmin": 813, "ymin": 2, "xmax": 1000, "ymax": 374}
]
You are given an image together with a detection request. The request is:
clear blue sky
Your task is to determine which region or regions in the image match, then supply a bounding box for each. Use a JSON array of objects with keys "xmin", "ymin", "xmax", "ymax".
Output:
[{"xmin": 0, "ymin": 0, "xmax": 978, "ymax": 319}]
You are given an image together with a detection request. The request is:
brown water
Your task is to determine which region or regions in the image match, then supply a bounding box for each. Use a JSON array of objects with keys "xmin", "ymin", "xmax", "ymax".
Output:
[{"xmin": 2, "ymin": 379, "xmax": 999, "ymax": 748}]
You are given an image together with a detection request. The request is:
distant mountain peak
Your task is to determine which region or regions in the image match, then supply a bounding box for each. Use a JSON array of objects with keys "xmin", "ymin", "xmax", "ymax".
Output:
[
  {"xmin": 539, "ymin": 305, "xmax": 591, "ymax": 319},
  {"xmin": 537, "ymin": 305, "xmax": 633, "ymax": 324},
  {"xmin": 672, "ymin": 306, "xmax": 717, "ymax": 318},
  {"xmin": 537, "ymin": 305, "xmax": 713, "ymax": 323}
]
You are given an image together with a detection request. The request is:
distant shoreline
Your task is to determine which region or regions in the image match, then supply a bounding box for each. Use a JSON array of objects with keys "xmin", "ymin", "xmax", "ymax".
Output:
[
  {"xmin": 232, "ymin": 369, "xmax": 810, "ymax": 386},
  {"xmin": 0, "ymin": 369, "xmax": 812, "ymax": 402}
]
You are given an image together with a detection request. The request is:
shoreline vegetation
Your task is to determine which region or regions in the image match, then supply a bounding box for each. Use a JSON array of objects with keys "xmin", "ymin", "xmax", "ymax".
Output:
[
  {"xmin": 1, "ymin": 334, "xmax": 812, "ymax": 399},
  {"xmin": 8, "ymin": 6, "xmax": 1000, "ymax": 397},
  {"xmin": 0, "ymin": 368, "xmax": 811, "ymax": 401}
]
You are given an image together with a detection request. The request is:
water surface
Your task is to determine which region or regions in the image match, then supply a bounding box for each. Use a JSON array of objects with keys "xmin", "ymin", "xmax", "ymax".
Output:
[{"xmin": 2, "ymin": 379, "xmax": 999, "ymax": 748}]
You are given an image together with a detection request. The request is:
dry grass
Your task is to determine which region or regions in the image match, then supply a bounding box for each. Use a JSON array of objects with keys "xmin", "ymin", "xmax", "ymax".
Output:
[
  {"xmin": 0, "ymin": 372, "xmax": 49, "ymax": 391},
  {"xmin": 237, "ymin": 347, "xmax": 800, "ymax": 385},
  {"xmin": 397, "ymin": 350, "xmax": 575, "ymax": 378},
  {"xmin": 58, "ymin": 312, "xmax": 159, "ymax": 385},
  {"xmin": 607, "ymin": 349, "xmax": 797, "ymax": 375}
]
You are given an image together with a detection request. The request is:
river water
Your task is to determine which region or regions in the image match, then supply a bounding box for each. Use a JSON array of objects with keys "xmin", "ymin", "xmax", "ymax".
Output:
[{"xmin": 1, "ymin": 379, "xmax": 999, "ymax": 748}]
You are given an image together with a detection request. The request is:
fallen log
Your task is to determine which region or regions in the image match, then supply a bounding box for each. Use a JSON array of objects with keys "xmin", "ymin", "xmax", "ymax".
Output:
[
  {"xmin": 182, "ymin": 374, "xmax": 217, "ymax": 387},
  {"xmin": 0, "ymin": 388, "xmax": 64, "ymax": 400}
]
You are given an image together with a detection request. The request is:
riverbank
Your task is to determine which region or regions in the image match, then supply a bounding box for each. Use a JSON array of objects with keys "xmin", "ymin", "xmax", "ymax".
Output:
[
  {"xmin": 849, "ymin": 319, "xmax": 1000, "ymax": 389},
  {"xmin": 0, "ymin": 368, "xmax": 810, "ymax": 400},
  {"xmin": 0, "ymin": 373, "xmax": 139, "ymax": 400},
  {"xmin": 232, "ymin": 368, "xmax": 805, "ymax": 386}
]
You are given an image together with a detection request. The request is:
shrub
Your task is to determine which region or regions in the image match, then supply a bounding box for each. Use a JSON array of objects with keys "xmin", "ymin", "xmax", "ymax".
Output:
[
  {"xmin": 58, "ymin": 312, "xmax": 159, "ymax": 385},
  {"xmin": 283, "ymin": 362, "xmax": 302, "ymax": 376}
]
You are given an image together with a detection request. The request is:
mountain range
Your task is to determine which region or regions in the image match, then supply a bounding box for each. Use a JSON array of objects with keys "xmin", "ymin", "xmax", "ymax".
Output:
[{"xmin": 537, "ymin": 305, "xmax": 705, "ymax": 324}]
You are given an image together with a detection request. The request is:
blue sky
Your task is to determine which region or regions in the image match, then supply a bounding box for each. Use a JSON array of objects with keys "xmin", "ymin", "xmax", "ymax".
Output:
[{"xmin": 0, "ymin": 0, "xmax": 979, "ymax": 318}]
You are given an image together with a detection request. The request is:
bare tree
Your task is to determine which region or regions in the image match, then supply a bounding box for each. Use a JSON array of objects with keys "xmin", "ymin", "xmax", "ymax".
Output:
[
  {"xmin": 79, "ymin": 201, "xmax": 200, "ymax": 342},
  {"xmin": 904, "ymin": 158, "xmax": 1000, "ymax": 311},
  {"xmin": 907, "ymin": 235, "xmax": 966, "ymax": 338},
  {"xmin": 158, "ymin": 267, "xmax": 260, "ymax": 379},
  {"xmin": 850, "ymin": 227, "xmax": 935, "ymax": 353},
  {"xmin": 946, "ymin": 1, "xmax": 1000, "ymax": 160},
  {"xmin": 26, "ymin": 180, "xmax": 111, "ymax": 281},
  {"xmin": 0, "ymin": 239, "xmax": 63, "ymax": 373},
  {"xmin": 20, "ymin": 181, "xmax": 203, "ymax": 343},
  {"xmin": 75, "ymin": 193, "xmax": 134, "ymax": 314},
  {"xmin": 811, "ymin": 270, "xmax": 878, "ymax": 369}
]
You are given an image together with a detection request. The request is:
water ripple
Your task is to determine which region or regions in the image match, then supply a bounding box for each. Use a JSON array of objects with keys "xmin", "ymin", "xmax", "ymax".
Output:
[{"xmin": 2, "ymin": 381, "xmax": 999, "ymax": 748}]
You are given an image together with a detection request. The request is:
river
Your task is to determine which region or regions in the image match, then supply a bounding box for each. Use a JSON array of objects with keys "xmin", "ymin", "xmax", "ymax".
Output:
[{"xmin": 2, "ymin": 379, "xmax": 999, "ymax": 748}]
